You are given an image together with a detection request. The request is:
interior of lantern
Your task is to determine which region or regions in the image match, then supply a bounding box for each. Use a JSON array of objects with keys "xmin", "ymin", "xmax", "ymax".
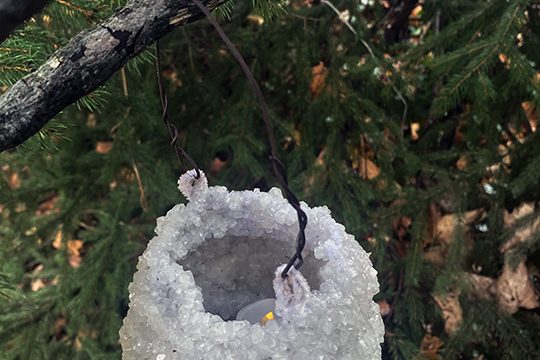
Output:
[{"xmin": 180, "ymin": 235, "xmax": 325, "ymax": 321}]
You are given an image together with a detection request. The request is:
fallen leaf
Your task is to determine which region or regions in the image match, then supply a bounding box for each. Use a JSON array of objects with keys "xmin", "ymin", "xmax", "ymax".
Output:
[
  {"xmin": 315, "ymin": 148, "xmax": 326, "ymax": 166},
  {"xmin": 53, "ymin": 227, "xmax": 63, "ymax": 249},
  {"xmin": 499, "ymin": 52, "xmax": 508, "ymax": 64},
  {"xmin": 410, "ymin": 5, "xmax": 423, "ymax": 20},
  {"xmin": 521, "ymin": 101, "xmax": 537, "ymax": 132},
  {"xmin": 366, "ymin": 235, "xmax": 377, "ymax": 247},
  {"xmin": 95, "ymin": 141, "xmax": 113, "ymax": 154},
  {"xmin": 423, "ymin": 247, "xmax": 446, "ymax": 266},
  {"xmin": 456, "ymin": 156, "xmax": 468, "ymax": 170},
  {"xmin": 359, "ymin": 157, "xmax": 381, "ymax": 180},
  {"xmin": 378, "ymin": 300, "xmax": 391, "ymax": 317},
  {"xmin": 15, "ymin": 202, "xmax": 27, "ymax": 213},
  {"xmin": 424, "ymin": 209, "xmax": 483, "ymax": 266},
  {"xmin": 41, "ymin": 14, "xmax": 52, "ymax": 27},
  {"xmin": 31, "ymin": 279, "xmax": 46, "ymax": 292},
  {"xmin": 392, "ymin": 215, "xmax": 412, "ymax": 242},
  {"xmin": 493, "ymin": 259, "xmax": 539, "ymax": 314},
  {"xmin": 434, "ymin": 291, "xmax": 462, "ymax": 334},
  {"xmin": 8, "ymin": 172, "xmax": 20, "ymax": 189},
  {"xmin": 67, "ymin": 240, "xmax": 84, "ymax": 268},
  {"xmin": 410, "ymin": 122, "xmax": 420, "ymax": 140},
  {"xmin": 434, "ymin": 209, "xmax": 484, "ymax": 245},
  {"xmin": 339, "ymin": 9, "xmax": 351, "ymax": 24},
  {"xmin": 503, "ymin": 203, "xmax": 534, "ymax": 226},
  {"xmin": 30, "ymin": 264, "xmax": 47, "ymax": 291},
  {"xmin": 310, "ymin": 61, "xmax": 328, "ymax": 97},
  {"xmin": 420, "ymin": 334, "xmax": 443, "ymax": 360},
  {"xmin": 31, "ymin": 264, "xmax": 44, "ymax": 274},
  {"xmin": 454, "ymin": 119, "xmax": 466, "ymax": 144},
  {"xmin": 284, "ymin": 128, "xmax": 301, "ymax": 148},
  {"xmin": 25, "ymin": 226, "xmax": 37, "ymax": 236},
  {"xmin": 425, "ymin": 203, "xmax": 442, "ymax": 245},
  {"xmin": 501, "ymin": 203, "xmax": 539, "ymax": 253},
  {"xmin": 35, "ymin": 194, "xmax": 59, "ymax": 216},
  {"xmin": 54, "ymin": 317, "xmax": 67, "ymax": 340},
  {"xmin": 247, "ymin": 14, "xmax": 264, "ymax": 25},
  {"xmin": 86, "ymin": 113, "xmax": 97, "ymax": 128},
  {"xmin": 162, "ymin": 68, "xmax": 183, "ymax": 89},
  {"xmin": 468, "ymin": 273, "xmax": 495, "ymax": 300},
  {"xmin": 74, "ymin": 336, "xmax": 83, "ymax": 351}
]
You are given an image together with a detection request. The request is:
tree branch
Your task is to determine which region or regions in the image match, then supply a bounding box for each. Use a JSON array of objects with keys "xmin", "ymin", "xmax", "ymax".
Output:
[
  {"xmin": 0, "ymin": 0, "xmax": 223, "ymax": 152},
  {"xmin": 0, "ymin": 0, "xmax": 50, "ymax": 43}
]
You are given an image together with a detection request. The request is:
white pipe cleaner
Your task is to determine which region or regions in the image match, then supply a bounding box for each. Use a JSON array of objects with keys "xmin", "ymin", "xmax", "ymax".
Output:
[
  {"xmin": 177, "ymin": 169, "xmax": 208, "ymax": 201},
  {"xmin": 273, "ymin": 264, "xmax": 310, "ymax": 319}
]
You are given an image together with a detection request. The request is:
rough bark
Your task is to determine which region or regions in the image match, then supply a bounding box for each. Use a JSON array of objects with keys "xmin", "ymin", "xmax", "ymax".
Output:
[
  {"xmin": 0, "ymin": 0, "xmax": 50, "ymax": 43},
  {"xmin": 0, "ymin": 0, "xmax": 223, "ymax": 152}
]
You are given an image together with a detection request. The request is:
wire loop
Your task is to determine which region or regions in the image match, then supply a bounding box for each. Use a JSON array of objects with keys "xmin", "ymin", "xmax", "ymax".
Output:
[{"xmin": 192, "ymin": 0, "xmax": 307, "ymax": 278}]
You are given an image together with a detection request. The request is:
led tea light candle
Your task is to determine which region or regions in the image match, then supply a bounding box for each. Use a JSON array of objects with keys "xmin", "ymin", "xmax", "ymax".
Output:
[
  {"xmin": 235, "ymin": 298, "xmax": 276, "ymax": 325},
  {"xmin": 120, "ymin": 170, "xmax": 384, "ymax": 359}
]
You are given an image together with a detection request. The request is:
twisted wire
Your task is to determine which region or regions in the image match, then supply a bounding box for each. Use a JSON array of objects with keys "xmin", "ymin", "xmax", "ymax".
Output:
[
  {"xmin": 155, "ymin": 40, "xmax": 201, "ymax": 179},
  {"xmin": 192, "ymin": 0, "xmax": 307, "ymax": 278}
]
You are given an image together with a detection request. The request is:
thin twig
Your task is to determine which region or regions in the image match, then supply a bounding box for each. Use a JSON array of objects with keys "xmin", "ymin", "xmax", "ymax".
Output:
[
  {"xmin": 360, "ymin": 134, "xmax": 367, "ymax": 178},
  {"xmin": 287, "ymin": 12, "xmax": 321, "ymax": 22},
  {"xmin": 120, "ymin": 67, "xmax": 129, "ymax": 97},
  {"xmin": 132, "ymin": 161, "xmax": 149, "ymax": 211}
]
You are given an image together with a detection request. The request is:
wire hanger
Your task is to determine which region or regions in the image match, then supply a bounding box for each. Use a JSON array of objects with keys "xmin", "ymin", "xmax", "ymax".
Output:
[{"xmin": 155, "ymin": 0, "xmax": 308, "ymax": 278}]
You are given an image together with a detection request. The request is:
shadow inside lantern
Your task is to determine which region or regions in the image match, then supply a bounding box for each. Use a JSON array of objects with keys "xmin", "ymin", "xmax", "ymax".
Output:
[{"xmin": 180, "ymin": 235, "xmax": 325, "ymax": 321}]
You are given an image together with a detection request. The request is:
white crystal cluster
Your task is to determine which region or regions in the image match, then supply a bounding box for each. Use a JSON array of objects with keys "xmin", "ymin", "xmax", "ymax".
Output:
[{"xmin": 120, "ymin": 171, "xmax": 384, "ymax": 359}]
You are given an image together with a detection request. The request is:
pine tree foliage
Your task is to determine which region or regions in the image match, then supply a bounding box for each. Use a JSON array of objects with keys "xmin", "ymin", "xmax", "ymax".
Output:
[{"xmin": 1, "ymin": 0, "xmax": 540, "ymax": 359}]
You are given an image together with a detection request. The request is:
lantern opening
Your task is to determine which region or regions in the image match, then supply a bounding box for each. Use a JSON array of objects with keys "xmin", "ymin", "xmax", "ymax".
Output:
[{"xmin": 180, "ymin": 235, "xmax": 325, "ymax": 321}]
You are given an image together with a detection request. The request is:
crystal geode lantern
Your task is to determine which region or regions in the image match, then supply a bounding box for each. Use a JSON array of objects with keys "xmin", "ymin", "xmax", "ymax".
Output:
[{"xmin": 120, "ymin": 170, "xmax": 384, "ymax": 359}]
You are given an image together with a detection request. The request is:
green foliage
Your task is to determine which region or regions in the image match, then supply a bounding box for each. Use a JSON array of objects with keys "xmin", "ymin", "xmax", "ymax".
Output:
[
  {"xmin": 0, "ymin": 272, "xmax": 16, "ymax": 300},
  {"xmin": 215, "ymin": 0, "xmax": 286, "ymax": 20},
  {"xmin": 443, "ymin": 300, "xmax": 539, "ymax": 359},
  {"xmin": 1, "ymin": 0, "xmax": 540, "ymax": 359}
]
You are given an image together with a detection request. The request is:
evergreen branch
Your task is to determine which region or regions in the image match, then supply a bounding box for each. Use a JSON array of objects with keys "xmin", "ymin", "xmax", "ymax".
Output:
[
  {"xmin": 431, "ymin": 2, "xmax": 523, "ymax": 116},
  {"xmin": 432, "ymin": 45, "xmax": 499, "ymax": 115},
  {"xmin": 430, "ymin": 40, "xmax": 495, "ymax": 73},
  {"xmin": 0, "ymin": 272, "xmax": 16, "ymax": 300},
  {"xmin": 0, "ymin": 0, "xmax": 225, "ymax": 153},
  {"xmin": 320, "ymin": 0, "xmax": 408, "ymax": 139},
  {"xmin": 0, "ymin": 0, "xmax": 50, "ymax": 43},
  {"xmin": 54, "ymin": 0, "xmax": 93, "ymax": 17},
  {"xmin": 404, "ymin": 1, "xmax": 493, "ymax": 60}
]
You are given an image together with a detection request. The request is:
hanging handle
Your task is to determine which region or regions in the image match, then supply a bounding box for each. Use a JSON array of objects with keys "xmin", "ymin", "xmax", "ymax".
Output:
[{"xmin": 191, "ymin": 0, "xmax": 308, "ymax": 278}]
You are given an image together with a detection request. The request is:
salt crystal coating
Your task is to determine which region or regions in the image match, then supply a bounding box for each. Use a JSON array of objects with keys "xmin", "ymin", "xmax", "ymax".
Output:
[
  {"xmin": 120, "ymin": 171, "xmax": 384, "ymax": 359},
  {"xmin": 273, "ymin": 264, "xmax": 311, "ymax": 319},
  {"xmin": 177, "ymin": 169, "xmax": 208, "ymax": 201}
]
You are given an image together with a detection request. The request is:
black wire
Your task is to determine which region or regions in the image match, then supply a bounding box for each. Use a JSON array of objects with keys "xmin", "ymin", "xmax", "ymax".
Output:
[
  {"xmin": 191, "ymin": 0, "xmax": 307, "ymax": 278},
  {"xmin": 155, "ymin": 40, "xmax": 201, "ymax": 179}
]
